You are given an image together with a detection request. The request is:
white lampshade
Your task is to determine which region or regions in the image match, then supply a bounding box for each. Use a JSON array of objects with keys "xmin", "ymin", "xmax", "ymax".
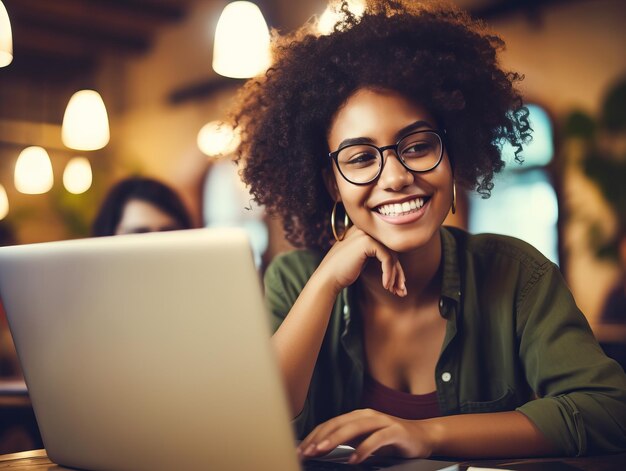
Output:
[
  {"xmin": 212, "ymin": 1, "xmax": 271, "ymax": 78},
  {"xmin": 14, "ymin": 146, "xmax": 54, "ymax": 194},
  {"xmin": 63, "ymin": 157, "xmax": 92, "ymax": 194},
  {"xmin": 318, "ymin": 0, "xmax": 366, "ymax": 35},
  {"xmin": 62, "ymin": 90, "xmax": 110, "ymax": 150},
  {"xmin": 0, "ymin": 184, "xmax": 8, "ymax": 220},
  {"xmin": 197, "ymin": 121, "xmax": 241, "ymax": 157},
  {"xmin": 0, "ymin": 1, "xmax": 13, "ymax": 67}
]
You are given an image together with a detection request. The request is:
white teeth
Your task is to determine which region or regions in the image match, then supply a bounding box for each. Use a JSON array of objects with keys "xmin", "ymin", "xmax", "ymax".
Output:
[{"xmin": 376, "ymin": 197, "xmax": 426, "ymax": 217}]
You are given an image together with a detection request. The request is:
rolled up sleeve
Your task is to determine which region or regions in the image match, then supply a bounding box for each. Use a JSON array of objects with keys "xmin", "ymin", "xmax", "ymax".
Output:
[{"xmin": 516, "ymin": 262, "xmax": 626, "ymax": 456}]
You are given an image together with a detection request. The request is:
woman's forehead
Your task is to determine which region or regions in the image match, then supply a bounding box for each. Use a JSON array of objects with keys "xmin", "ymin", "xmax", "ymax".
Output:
[{"xmin": 327, "ymin": 87, "xmax": 435, "ymax": 146}]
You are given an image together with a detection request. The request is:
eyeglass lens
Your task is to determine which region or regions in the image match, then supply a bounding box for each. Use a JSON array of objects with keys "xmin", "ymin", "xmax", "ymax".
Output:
[{"xmin": 336, "ymin": 131, "xmax": 442, "ymax": 184}]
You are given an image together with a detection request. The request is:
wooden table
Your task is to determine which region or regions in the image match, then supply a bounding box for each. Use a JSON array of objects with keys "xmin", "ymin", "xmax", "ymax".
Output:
[
  {"xmin": 0, "ymin": 450, "xmax": 65, "ymax": 470},
  {"xmin": 2, "ymin": 449, "xmax": 626, "ymax": 470}
]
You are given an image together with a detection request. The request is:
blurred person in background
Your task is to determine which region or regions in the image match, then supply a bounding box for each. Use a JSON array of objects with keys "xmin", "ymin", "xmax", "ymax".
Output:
[{"xmin": 92, "ymin": 176, "xmax": 193, "ymax": 237}]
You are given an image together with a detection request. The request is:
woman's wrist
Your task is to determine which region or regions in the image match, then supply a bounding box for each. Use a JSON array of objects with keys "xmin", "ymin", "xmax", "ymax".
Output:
[
  {"xmin": 413, "ymin": 417, "xmax": 445, "ymax": 458},
  {"xmin": 310, "ymin": 265, "xmax": 345, "ymax": 299}
]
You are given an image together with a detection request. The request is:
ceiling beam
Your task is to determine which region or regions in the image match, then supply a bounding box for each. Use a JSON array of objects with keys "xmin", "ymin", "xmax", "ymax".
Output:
[
  {"xmin": 12, "ymin": 15, "xmax": 150, "ymax": 55},
  {"xmin": 3, "ymin": 0, "xmax": 186, "ymax": 31},
  {"xmin": 470, "ymin": 0, "xmax": 593, "ymax": 20}
]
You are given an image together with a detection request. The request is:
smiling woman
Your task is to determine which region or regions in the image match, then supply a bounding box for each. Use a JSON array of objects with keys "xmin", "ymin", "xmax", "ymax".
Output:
[
  {"xmin": 231, "ymin": 0, "xmax": 626, "ymax": 464},
  {"xmin": 325, "ymin": 89, "xmax": 453, "ymax": 254}
]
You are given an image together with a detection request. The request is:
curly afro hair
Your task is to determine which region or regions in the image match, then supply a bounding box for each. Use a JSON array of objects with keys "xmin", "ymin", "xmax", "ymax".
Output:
[{"xmin": 232, "ymin": 0, "xmax": 530, "ymax": 252}]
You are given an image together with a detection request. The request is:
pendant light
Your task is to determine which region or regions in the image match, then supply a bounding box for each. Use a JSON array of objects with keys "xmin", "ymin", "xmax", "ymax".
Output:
[
  {"xmin": 212, "ymin": 1, "xmax": 271, "ymax": 78},
  {"xmin": 62, "ymin": 90, "xmax": 110, "ymax": 151},
  {"xmin": 14, "ymin": 146, "xmax": 54, "ymax": 194},
  {"xmin": 0, "ymin": 184, "xmax": 8, "ymax": 220},
  {"xmin": 197, "ymin": 121, "xmax": 240, "ymax": 157},
  {"xmin": 63, "ymin": 157, "xmax": 92, "ymax": 194},
  {"xmin": 0, "ymin": 0, "xmax": 12, "ymax": 67}
]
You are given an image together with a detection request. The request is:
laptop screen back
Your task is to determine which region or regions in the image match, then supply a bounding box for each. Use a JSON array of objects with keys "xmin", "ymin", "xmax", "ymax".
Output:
[{"xmin": 0, "ymin": 228, "xmax": 299, "ymax": 471}]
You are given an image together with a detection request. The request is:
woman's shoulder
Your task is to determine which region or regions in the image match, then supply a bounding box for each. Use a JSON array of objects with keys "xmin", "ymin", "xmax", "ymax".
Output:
[
  {"xmin": 264, "ymin": 249, "xmax": 324, "ymax": 290},
  {"xmin": 268, "ymin": 249, "xmax": 324, "ymax": 271},
  {"xmin": 443, "ymin": 226, "xmax": 553, "ymax": 271}
]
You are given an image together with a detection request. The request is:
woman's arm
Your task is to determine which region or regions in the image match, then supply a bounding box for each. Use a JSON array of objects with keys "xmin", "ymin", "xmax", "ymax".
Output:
[
  {"xmin": 426, "ymin": 411, "xmax": 556, "ymax": 458},
  {"xmin": 269, "ymin": 228, "xmax": 406, "ymax": 417},
  {"xmin": 271, "ymin": 269, "xmax": 341, "ymax": 417},
  {"xmin": 298, "ymin": 409, "xmax": 556, "ymax": 463}
]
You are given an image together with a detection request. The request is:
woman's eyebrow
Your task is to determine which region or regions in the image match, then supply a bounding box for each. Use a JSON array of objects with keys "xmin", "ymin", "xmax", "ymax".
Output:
[
  {"xmin": 336, "ymin": 136, "xmax": 375, "ymax": 150},
  {"xmin": 394, "ymin": 120, "xmax": 433, "ymax": 140},
  {"xmin": 335, "ymin": 120, "xmax": 434, "ymax": 151}
]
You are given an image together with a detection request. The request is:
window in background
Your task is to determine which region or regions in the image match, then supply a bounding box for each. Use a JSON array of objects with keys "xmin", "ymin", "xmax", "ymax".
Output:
[
  {"xmin": 203, "ymin": 160, "xmax": 268, "ymax": 268},
  {"xmin": 468, "ymin": 104, "xmax": 560, "ymax": 264}
]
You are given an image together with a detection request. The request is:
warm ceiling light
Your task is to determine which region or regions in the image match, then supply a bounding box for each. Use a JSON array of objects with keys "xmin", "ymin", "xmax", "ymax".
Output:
[
  {"xmin": 62, "ymin": 90, "xmax": 110, "ymax": 151},
  {"xmin": 63, "ymin": 157, "xmax": 93, "ymax": 194},
  {"xmin": 318, "ymin": 0, "xmax": 366, "ymax": 35},
  {"xmin": 197, "ymin": 121, "xmax": 241, "ymax": 157},
  {"xmin": 0, "ymin": 184, "xmax": 8, "ymax": 220},
  {"xmin": 0, "ymin": 1, "xmax": 13, "ymax": 67},
  {"xmin": 14, "ymin": 146, "xmax": 54, "ymax": 194},
  {"xmin": 212, "ymin": 1, "xmax": 271, "ymax": 78}
]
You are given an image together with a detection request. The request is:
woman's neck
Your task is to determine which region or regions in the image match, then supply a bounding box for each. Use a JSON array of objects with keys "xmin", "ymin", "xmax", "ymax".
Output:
[{"xmin": 359, "ymin": 230, "xmax": 443, "ymax": 307}]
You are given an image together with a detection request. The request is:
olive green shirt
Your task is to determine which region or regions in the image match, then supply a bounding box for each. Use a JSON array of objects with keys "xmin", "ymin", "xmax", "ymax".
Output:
[{"xmin": 264, "ymin": 226, "xmax": 626, "ymax": 456}]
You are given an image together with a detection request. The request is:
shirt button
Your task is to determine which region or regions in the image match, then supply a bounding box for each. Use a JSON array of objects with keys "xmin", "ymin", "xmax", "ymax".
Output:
[
  {"xmin": 438, "ymin": 299, "xmax": 444, "ymax": 309},
  {"xmin": 441, "ymin": 372, "xmax": 452, "ymax": 382},
  {"xmin": 343, "ymin": 305, "xmax": 349, "ymax": 315}
]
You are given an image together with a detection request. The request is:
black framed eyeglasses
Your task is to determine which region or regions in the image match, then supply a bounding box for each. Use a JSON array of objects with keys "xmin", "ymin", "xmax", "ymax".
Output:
[{"xmin": 329, "ymin": 129, "xmax": 446, "ymax": 185}]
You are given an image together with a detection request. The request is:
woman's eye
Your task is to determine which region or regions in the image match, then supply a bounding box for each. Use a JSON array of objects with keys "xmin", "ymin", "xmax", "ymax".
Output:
[
  {"xmin": 346, "ymin": 152, "xmax": 377, "ymax": 166},
  {"xmin": 403, "ymin": 142, "xmax": 432, "ymax": 155}
]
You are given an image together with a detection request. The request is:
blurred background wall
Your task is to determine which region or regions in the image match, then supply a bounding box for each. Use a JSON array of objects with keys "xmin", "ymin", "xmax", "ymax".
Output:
[{"xmin": 0, "ymin": 0, "xmax": 625, "ymax": 323}]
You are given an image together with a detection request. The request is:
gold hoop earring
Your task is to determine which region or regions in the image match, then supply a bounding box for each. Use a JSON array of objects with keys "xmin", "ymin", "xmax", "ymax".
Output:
[
  {"xmin": 331, "ymin": 202, "xmax": 351, "ymax": 241},
  {"xmin": 451, "ymin": 180, "xmax": 457, "ymax": 215}
]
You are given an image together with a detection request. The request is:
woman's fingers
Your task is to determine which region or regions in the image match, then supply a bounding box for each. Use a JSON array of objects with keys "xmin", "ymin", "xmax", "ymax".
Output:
[
  {"xmin": 298, "ymin": 409, "xmax": 363, "ymax": 454},
  {"xmin": 300, "ymin": 410, "xmax": 391, "ymax": 458},
  {"xmin": 314, "ymin": 416, "xmax": 385, "ymax": 454},
  {"xmin": 391, "ymin": 258, "xmax": 406, "ymax": 296},
  {"xmin": 349, "ymin": 427, "xmax": 396, "ymax": 463},
  {"xmin": 362, "ymin": 242, "xmax": 403, "ymax": 295},
  {"xmin": 323, "ymin": 226, "xmax": 406, "ymax": 297}
]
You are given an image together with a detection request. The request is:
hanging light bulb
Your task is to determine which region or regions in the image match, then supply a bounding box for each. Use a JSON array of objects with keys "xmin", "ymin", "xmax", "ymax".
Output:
[
  {"xmin": 62, "ymin": 90, "xmax": 110, "ymax": 151},
  {"xmin": 63, "ymin": 157, "xmax": 92, "ymax": 194},
  {"xmin": 14, "ymin": 146, "xmax": 54, "ymax": 194},
  {"xmin": 0, "ymin": 184, "xmax": 8, "ymax": 220},
  {"xmin": 0, "ymin": 1, "xmax": 12, "ymax": 67},
  {"xmin": 197, "ymin": 121, "xmax": 241, "ymax": 157},
  {"xmin": 212, "ymin": 1, "xmax": 271, "ymax": 78},
  {"xmin": 318, "ymin": 0, "xmax": 366, "ymax": 35}
]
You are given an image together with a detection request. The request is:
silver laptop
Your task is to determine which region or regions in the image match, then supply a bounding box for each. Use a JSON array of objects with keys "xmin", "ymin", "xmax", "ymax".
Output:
[{"xmin": 0, "ymin": 228, "xmax": 458, "ymax": 471}]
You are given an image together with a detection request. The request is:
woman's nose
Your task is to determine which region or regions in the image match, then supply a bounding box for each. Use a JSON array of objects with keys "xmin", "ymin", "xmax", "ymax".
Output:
[{"xmin": 377, "ymin": 151, "xmax": 413, "ymax": 190}]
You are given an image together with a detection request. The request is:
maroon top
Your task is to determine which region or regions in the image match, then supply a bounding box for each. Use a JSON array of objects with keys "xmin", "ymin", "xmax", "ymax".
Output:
[{"xmin": 360, "ymin": 373, "xmax": 441, "ymax": 420}]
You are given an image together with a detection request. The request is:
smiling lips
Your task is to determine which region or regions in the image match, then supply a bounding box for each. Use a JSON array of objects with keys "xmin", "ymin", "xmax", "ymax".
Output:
[{"xmin": 375, "ymin": 196, "xmax": 427, "ymax": 217}]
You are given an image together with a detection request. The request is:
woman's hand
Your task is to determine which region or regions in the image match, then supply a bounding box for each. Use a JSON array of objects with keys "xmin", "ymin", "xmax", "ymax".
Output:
[
  {"xmin": 314, "ymin": 226, "xmax": 407, "ymax": 298},
  {"xmin": 297, "ymin": 409, "xmax": 434, "ymax": 464}
]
